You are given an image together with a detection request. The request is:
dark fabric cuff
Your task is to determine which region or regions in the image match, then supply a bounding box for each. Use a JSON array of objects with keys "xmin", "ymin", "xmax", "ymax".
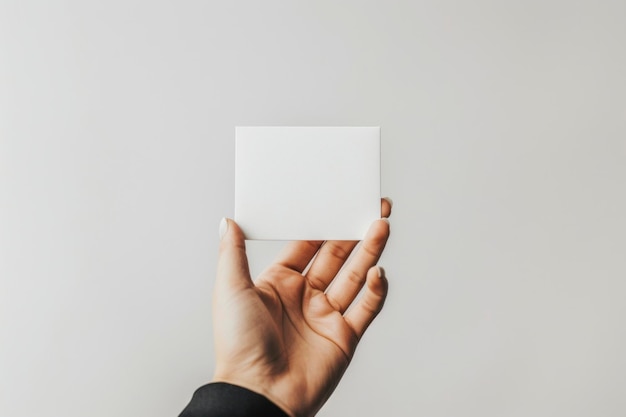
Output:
[{"xmin": 179, "ymin": 382, "xmax": 289, "ymax": 417}]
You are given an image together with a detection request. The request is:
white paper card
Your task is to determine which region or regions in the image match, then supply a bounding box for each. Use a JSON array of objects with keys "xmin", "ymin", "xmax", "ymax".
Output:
[{"xmin": 235, "ymin": 126, "xmax": 380, "ymax": 240}]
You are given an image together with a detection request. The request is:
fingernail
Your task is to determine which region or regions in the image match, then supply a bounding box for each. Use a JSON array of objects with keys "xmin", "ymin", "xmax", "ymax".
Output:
[
  {"xmin": 377, "ymin": 266, "xmax": 386, "ymax": 278},
  {"xmin": 383, "ymin": 197, "xmax": 393, "ymax": 208},
  {"xmin": 219, "ymin": 218, "xmax": 228, "ymax": 240},
  {"xmin": 380, "ymin": 218, "xmax": 390, "ymax": 225}
]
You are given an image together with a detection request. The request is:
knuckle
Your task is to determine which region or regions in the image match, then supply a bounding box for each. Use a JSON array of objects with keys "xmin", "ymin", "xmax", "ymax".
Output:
[
  {"xmin": 361, "ymin": 242, "xmax": 380, "ymax": 259},
  {"xmin": 306, "ymin": 273, "xmax": 326, "ymax": 290},
  {"xmin": 325, "ymin": 242, "xmax": 354, "ymax": 260},
  {"xmin": 362, "ymin": 296, "xmax": 383, "ymax": 316},
  {"xmin": 346, "ymin": 269, "xmax": 365, "ymax": 286}
]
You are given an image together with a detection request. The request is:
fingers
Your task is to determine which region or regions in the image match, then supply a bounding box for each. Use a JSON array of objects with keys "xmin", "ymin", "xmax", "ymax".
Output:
[
  {"xmin": 304, "ymin": 197, "xmax": 393, "ymax": 291},
  {"xmin": 216, "ymin": 218, "xmax": 254, "ymax": 291},
  {"xmin": 345, "ymin": 266, "xmax": 389, "ymax": 339},
  {"xmin": 325, "ymin": 218, "xmax": 390, "ymax": 312},
  {"xmin": 273, "ymin": 240, "xmax": 324, "ymax": 273},
  {"xmin": 381, "ymin": 197, "xmax": 392, "ymax": 218},
  {"xmin": 304, "ymin": 240, "xmax": 359, "ymax": 290}
]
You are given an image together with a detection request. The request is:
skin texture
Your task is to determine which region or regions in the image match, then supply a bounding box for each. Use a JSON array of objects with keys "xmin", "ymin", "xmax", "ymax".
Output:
[{"xmin": 212, "ymin": 199, "xmax": 392, "ymax": 417}]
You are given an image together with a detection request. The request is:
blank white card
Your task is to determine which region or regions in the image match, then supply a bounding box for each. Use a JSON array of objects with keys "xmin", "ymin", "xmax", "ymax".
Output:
[{"xmin": 235, "ymin": 126, "xmax": 380, "ymax": 240}]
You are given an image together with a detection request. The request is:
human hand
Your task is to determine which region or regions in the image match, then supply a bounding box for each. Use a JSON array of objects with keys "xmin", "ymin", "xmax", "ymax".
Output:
[{"xmin": 211, "ymin": 199, "xmax": 392, "ymax": 417}]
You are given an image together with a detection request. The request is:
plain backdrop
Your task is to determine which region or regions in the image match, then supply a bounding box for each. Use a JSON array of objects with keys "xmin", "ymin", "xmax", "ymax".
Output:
[{"xmin": 1, "ymin": 1, "xmax": 625, "ymax": 416}]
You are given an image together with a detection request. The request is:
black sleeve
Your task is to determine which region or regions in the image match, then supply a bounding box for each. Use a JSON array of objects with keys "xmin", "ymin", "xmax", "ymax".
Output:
[{"xmin": 179, "ymin": 382, "xmax": 289, "ymax": 417}]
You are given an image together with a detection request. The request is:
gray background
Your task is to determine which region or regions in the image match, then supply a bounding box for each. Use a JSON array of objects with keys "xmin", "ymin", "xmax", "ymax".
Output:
[{"xmin": 1, "ymin": 1, "xmax": 625, "ymax": 416}]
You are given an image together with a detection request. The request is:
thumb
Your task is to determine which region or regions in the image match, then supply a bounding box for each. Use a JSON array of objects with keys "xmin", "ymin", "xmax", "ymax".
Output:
[{"xmin": 216, "ymin": 218, "xmax": 253, "ymax": 291}]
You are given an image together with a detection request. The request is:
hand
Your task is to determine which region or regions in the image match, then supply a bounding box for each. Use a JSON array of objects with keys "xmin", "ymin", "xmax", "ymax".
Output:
[{"xmin": 212, "ymin": 199, "xmax": 392, "ymax": 417}]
